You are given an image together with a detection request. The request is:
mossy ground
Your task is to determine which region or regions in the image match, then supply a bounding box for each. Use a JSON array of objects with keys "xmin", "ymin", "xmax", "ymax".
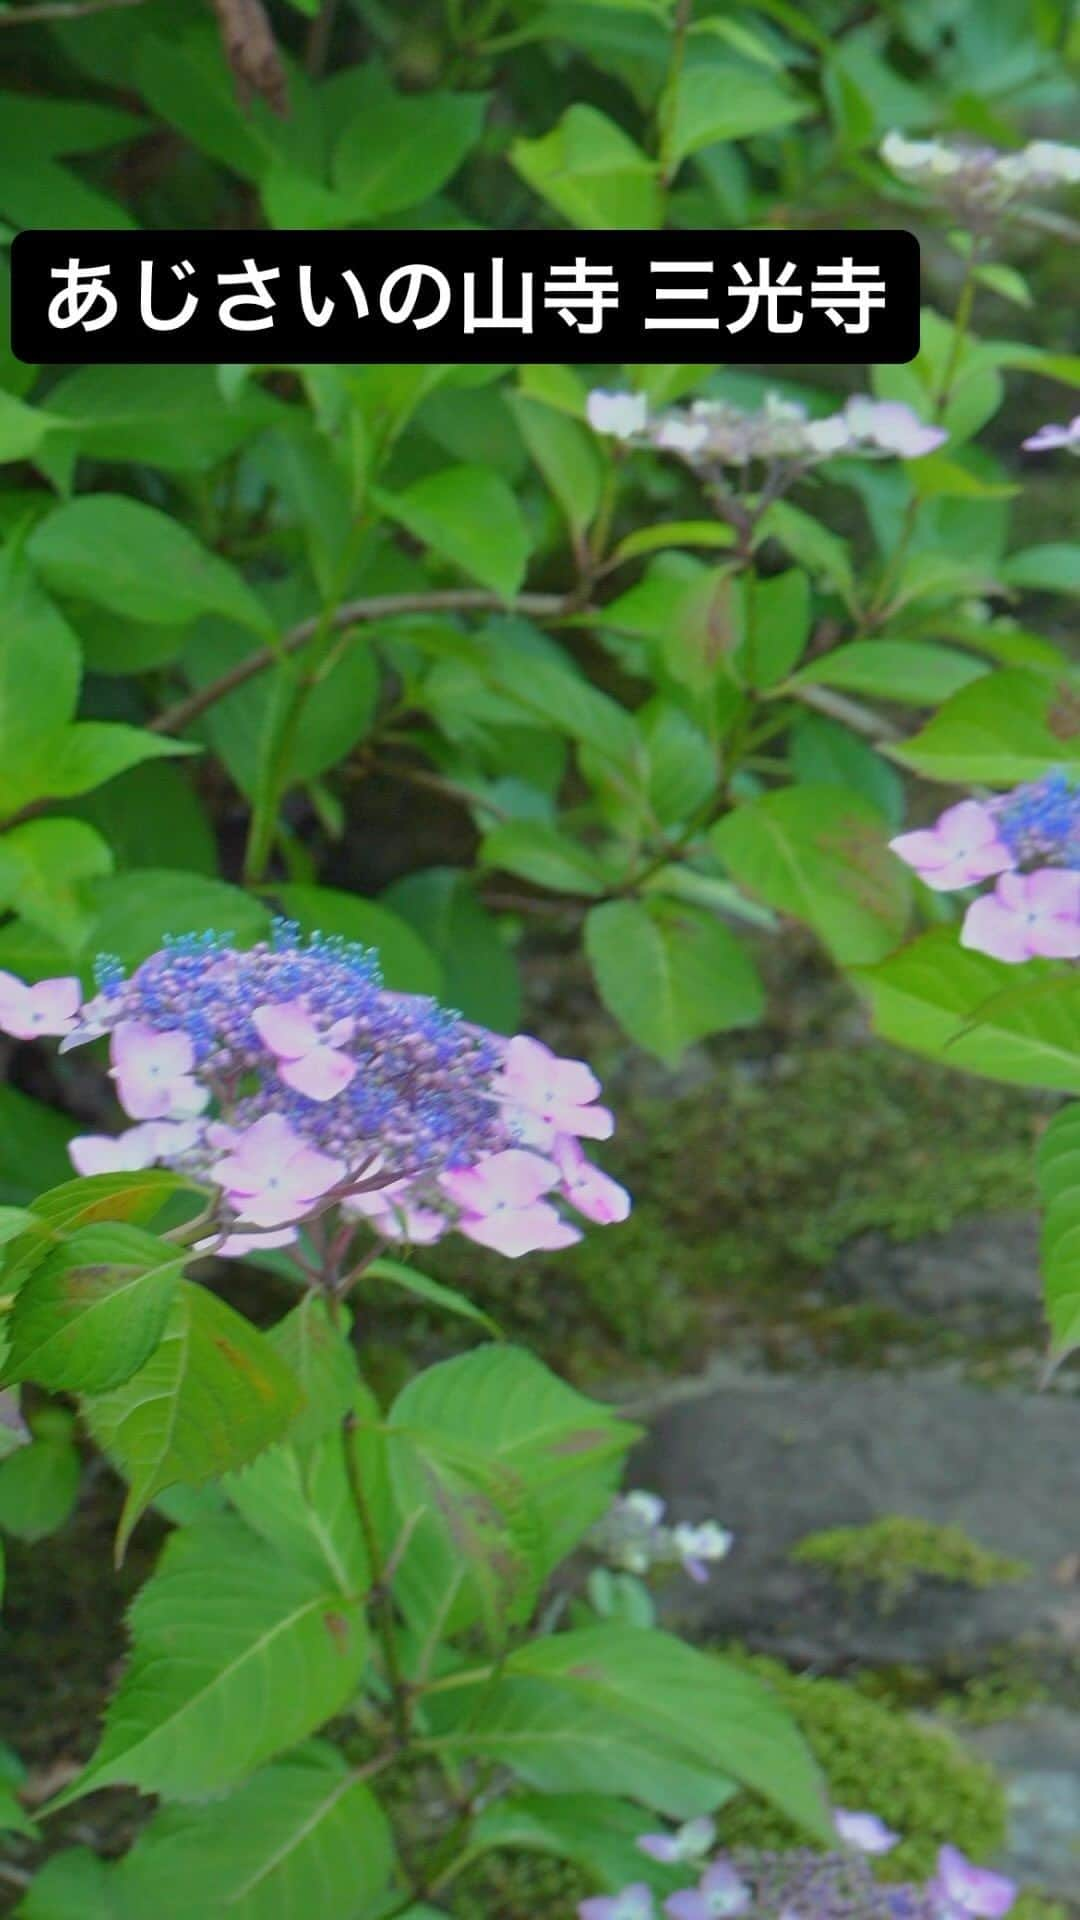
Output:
[
  {"xmin": 369, "ymin": 1034, "xmax": 1047, "ymax": 1383},
  {"xmin": 791, "ymin": 1516, "xmax": 1031, "ymax": 1614}
]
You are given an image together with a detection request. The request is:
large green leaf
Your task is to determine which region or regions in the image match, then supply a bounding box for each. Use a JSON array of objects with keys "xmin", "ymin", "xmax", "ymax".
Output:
[
  {"xmin": 112, "ymin": 1743, "xmax": 397, "ymax": 1920},
  {"xmin": 585, "ymin": 899, "xmax": 764, "ymax": 1062},
  {"xmin": 0, "ymin": 1088, "xmax": 79, "ymax": 1206},
  {"xmin": 28, "ymin": 496, "xmax": 272, "ymax": 636},
  {"xmin": 333, "ymin": 88, "xmax": 487, "ymax": 217},
  {"xmin": 15, "ymin": 1846, "xmax": 118, "ymax": 1919},
  {"xmin": 0, "ymin": 819, "xmax": 113, "ymax": 951},
  {"xmin": 788, "ymin": 640, "xmax": 987, "ymax": 706},
  {"xmin": 429, "ymin": 1628, "xmax": 830, "ymax": 1835},
  {"xmin": 47, "ymin": 1516, "xmax": 369, "ymax": 1807},
  {"xmin": 1, "ymin": 1224, "xmax": 187, "ymax": 1395},
  {"xmin": 381, "ymin": 868, "xmax": 521, "ymax": 1032},
  {"xmin": 379, "ymin": 466, "xmax": 530, "ymax": 601},
  {"xmin": 83, "ymin": 1282, "xmax": 304, "ymax": 1555},
  {"xmin": 1036, "ymin": 1102, "xmax": 1080, "ymax": 1368},
  {"xmin": 512, "ymin": 105, "xmax": 661, "ymax": 228},
  {"xmin": 854, "ymin": 928, "xmax": 1080, "ymax": 1090},
  {"xmin": 387, "ymin": 1346, "xmax": 637, "ymax": 1643},
  {"xmin": 890, "ymin": 669, "xmax": 1080, "ymax": 784},
  {"xmin": 665, "ymin": 63, "xmax": 808, "ymax": 165},
  {"xmin": 0, "ymin": 1426, "xmax": 80, "ymax": 1542},
  {"xmin": 711, "ymin": 784, "xmax": 910, "ymax": 964}
]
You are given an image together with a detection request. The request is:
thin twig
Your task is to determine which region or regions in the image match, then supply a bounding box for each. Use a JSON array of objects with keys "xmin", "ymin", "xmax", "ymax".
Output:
[
  {"xmin": 0, "ymin": 0, "xmax": 140, "ymax": 21},
  {"xmin": 149, "ymin": 590, "xmax": 568, "ymax": 738}
]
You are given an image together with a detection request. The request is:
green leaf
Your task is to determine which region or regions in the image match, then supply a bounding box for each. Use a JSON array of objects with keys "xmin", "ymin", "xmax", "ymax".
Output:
[
  {"xmin": 788, "ymin": 714, "xmax": 902, "ymax": 827},
  {"xmin": 854, "ymin": 928, "xmax": 1080, "ymax": 1091},
  {"xmin": 379, "ymin": 466, "xmax": 530, "ymax": 600},
  {"xmin": 744, "ymin": 568, "xmax": 811, "ymax": 688},
  {"xmin": 711, "ymin": 785, "xmax": 910, "ymax": 964},
  {"xmin": 1002, "ymin": 544, "xmax": 1080, "ymax": 595},
  {"xmin": 586, "ymin": 898, "xmax": 764, "ymax": 1062},
  {"xmin": 611, "ymin": 521, "xmax": 737, "ymax": 565},
  {"xmin": 637, "ymin": 702, "xmax": 716, "ymax": 826},
  {"xmin": 480, "ymin": 822, "xmax": 609, "ymax": 895},
  {"xmin": 2, "ymin": 1224, "xmax": 187, "ymax": 1395},
  {"xmin": 33, "ymin": 723, "xmax": 199, "ymax": 805},
  {"xmin": 223, "ymin": 1422, "xmax": 369, "ymax": 1597},
  {"xmin": 112, "ymin": 1743, "xmax": 397, "ymax": 1920},
  {"xmin": 789, "ymin": 640, "xmax": 987, "ymax": 705},
  {"xmin": 81, "ymin": 870, "xmax": 271, "ymax": 968},
  {"xmin": 28, "ymin": 496, "xmax": 272, "ymax": 636},
  {"xmin": 891, "ymin": 669, "xmax": 1080, "ymax": 784},
  {"xmin": 0, "ymin": 1430, "xmax": 80, "ymax": 1541},
  {"xmin": 472, "ymin": 1792, "xmax": 711, "ymax": 1898},
  {"xmin": 267, "ymin": 1295, "xmax": 359, "ymax": 1452},
  {"xmin": 69, "ymin": 761, "xmax": 217, "ymax": 876},
  {"xmin": 15, "ymin": 1847, "xmax": 118, "ymax": 1919},
  {"xmin": 0, "ymin": 1087, "xmax": 77, "ymax": 1206},
  {"xmin": 0, "ymin": 819, "xmax": 113, "ymax": 951},
  {"xmin": 333, "ymin": 88, "xmax": 487, "ymax": 217},
  {"xmin": 1036, "ymin": 1103, "xmax": 1080, "ymax": 1367},
  {"xmin": 757, "ymin": 500, "xmax": 854, "ymax": 597},
  {"xmin": 512, "ymin": 105, "xmax": 661, "ymax": 229},
  {"xmin": 369, "ymin": 1255, "xmax": 502, "ymax": 1338},
  {"xmin": 434, "ymin": 1628, "xmax": 830, "ymax": 1836},
  {"xmin": 381, "ymin": 868, "xmax": 521, "ymax": 1032},
  {"xmin": 267, "ymin": 884, "xmax": 442, "ymax": 996},
  {"xmin": 507, "ymin": 392, "xmax": 604, "ymax": 539},
  {"xmin": 83, "ymin": 1281, "xmax": 304, "ymax": 1556},
  {"xmin": 388, "ymin": 1346, "xmax": 636, "ymax": 1641},
  {"xmin": 42, "ymin": 364, "xmax": 281, "ymax": 474},
  {"xmin": 665, "ymin": 64, "xmax": 808, "ymax": 166},
  {"xmin": 47, "ymin": 1516, "xmax": 369, "ymax": 1808}
]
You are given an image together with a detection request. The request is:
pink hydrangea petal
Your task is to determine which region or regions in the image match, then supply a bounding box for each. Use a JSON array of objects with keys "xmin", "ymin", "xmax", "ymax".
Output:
[
  {"xmin": 278, "ymin": 1047, "xmax": 357, "ymax": 1103},
  {"xmin": 936, "ymin": 801, "xmax": 999, "ymax": 856},
  {"xmin": 889, "ymin": 827, "xmax": 954, "ymax": 873},
  {"xmin": 1027, "ymin": 916, "xmax": 1080, "ymax": 959},
  {"xmin": 460, "ymin": 1201, "xmax": 582, "ymax": 1256},
  {"xmin": 833, "ymin": 1808, "xmax": 900, "ymax": 1855},
  {"xmin": 960, "ymin": 894, "xmax": 1032, "ymax": 963},
  {"xmin": 112, "ymin": 1022, "xmax": 194, "ymax": 1080},
  {"xmin": 1025, "ymin": 868, "xmax": 1080, "ymax": 917},
  {"xmin": 69, "ymin": 1131, "xmax": 154, "ymax": 1176},
  {"xmin": 555, "ymin": 1137, "xmax": 631, "ymax": 1224},
  {"xmin": 557, "ymin": 1099, "xmax": 615, "ymax": 1142},
  {"xmin": 26, "ymin": 978, "xmax": 81, "ymax": 1026},
  {"xmin": 251, "ymin": 1002, "xmax": 321, "ymax": 1060},
  {"xmin": 203, "ymin": 1227, "xmax": 299, "ymax": 1259},
  {"xmin": 935, "ymin": 1845, "xmax": 1016, "ymax": 1918},
  {"xmin": 278, "ymin": 1144, "xmax": 345, "ymax": 1204}
]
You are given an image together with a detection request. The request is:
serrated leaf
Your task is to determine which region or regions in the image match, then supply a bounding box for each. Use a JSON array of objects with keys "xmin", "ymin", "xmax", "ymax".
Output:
[
  {"xmin": 789, "ymin": 639, "xmax": 986, "ymax": 706},
  {"xmin": 47, "ymin": 1516, "xmax": 369, "ymax": 1807},
  {"xmin": 83, "ymin": 1282, "xmax": 304, "ymax": 1556},
  {"xmin": 2, "ymin": 1223, "xmax": 187, "ymax": 1394},
  {"xmin": 369, "ymin": 1255, "xmax": 502, "ymax": 1338},
  {"xmin": 891, "ymin": 669, "xmax": 1080, "ymax": 784},
  {"xmin": 28, "ymin": 496, "xmax": 272, "ymax": 635},
  {"xmin": 665, "ymin": 64, "xmax": 808, "ymax": 165},
  {"xmin": 111, "ymin": 1743, "xmax": 397, "ymax": 1920},
  {"xmin": 711, "ymin": 784, "xmax": 910, "ymax": 964},
  {"xmin": 512, "ymin": 105, "xmax": 661, "ymax": 229},
  {"xmin": 586, "ymin": 898, "xmax": 763, "ymax": 1062},
  {"xmin": 378, "ymin": 466, "xmax": 530, "ymax": 601}
]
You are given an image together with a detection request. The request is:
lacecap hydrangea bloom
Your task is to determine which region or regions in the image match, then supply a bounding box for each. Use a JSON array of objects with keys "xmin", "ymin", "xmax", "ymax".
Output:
[
  {"xmin": 881, "ymin": 130, "xmax": 1080, "ymax": 214},
  {"xmin": 587, "ymin": 1490, "xmax": 733, "ymax": 1584},
  {"xmin": 586, "ymin": 388, "xmax": 945, "ymax": 466},
  {"xmin": 889, "ymin": 774, "xmax": 1080, "ymax": 963},
  {"xmin": 579, "ymin": 1835, "xmax": 1016, "ymax": 1920},
  {"xmin": 0, "ymin": 923, "xmax": 630, "ymax": 1260}
]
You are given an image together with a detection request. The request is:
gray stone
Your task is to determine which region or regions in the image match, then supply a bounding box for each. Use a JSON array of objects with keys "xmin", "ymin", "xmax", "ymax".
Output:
[
  {"xmin": 627, "ymin": 1368, "xmax": 1080, "ymax": 1669},
  {"xmin": 959, "ymin": 1709, "xmax": 1080, "ymax": 1903},
  {"xmin": 826, "ymin": 1215, "xmax": 1043, "ymax": 1322}
]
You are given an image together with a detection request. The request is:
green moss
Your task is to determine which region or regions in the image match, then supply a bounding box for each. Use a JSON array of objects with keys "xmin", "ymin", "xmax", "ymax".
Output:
[
  {"xmin": 791, "ymin": 1517, "xmax": 1031, "ymax": 1613},
  {"xmin": 852, "ymin": 1653, "xmax": 1049, "ymax": 1726},
  {"xmin": 715, "ymin": 1652, "xmax": 1007, "ymax": 1884}
]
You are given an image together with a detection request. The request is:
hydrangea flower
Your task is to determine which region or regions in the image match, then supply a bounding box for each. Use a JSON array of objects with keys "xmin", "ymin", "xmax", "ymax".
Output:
[
  {"xmin": 888, "ymin": 801, "xmax": 1013, "ymax": 892},
  {"xmin": 580, "ymin": 1887, "xmax": 656, "ymax": 1920},
  {"xmin": 587, "ymin": 1491, "xmax": 733, "ymax": 1582},
  {"xmin": 587, "ymin": 389, "xmax": 648, "ymax": 439},
  {"xmin": 881, "ymin": 130, "xmax": 1080, "ymax": 213},
  {"xmin": 664, "ymin": 1862, "xmax": 751, "ymax": 1920},
  {"xmin": 961, "ymin": 870, "xmax": 1080, "ymax": 963},
  {"xmin": 0, "ymin": 924, "xmax": 629, "ymax": 1263},
  {"xmin": 1022, "ymin": 416, "xmax": 1080, "ymax": 456},
  {"xmin": 0, "ymin": 972, "xmax": 81, "ymax": 1041},
  {"xmin": 637, "ymin": 1818, "xmax": 716, "ymax": 1866},
  {"xmin": 584, "ymin": 388, "xmax": 944, "ymax": 471},
  {"xmin": 929, "ymin": 1845, "xmax": 1016, "ymax": 1919},
  {"xmin": 833, "ymin": 1809, "xmax": 900, "ymax": 1856}
]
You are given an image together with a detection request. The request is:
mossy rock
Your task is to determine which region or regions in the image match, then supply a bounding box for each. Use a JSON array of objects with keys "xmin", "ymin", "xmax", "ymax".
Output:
[
  {"xmin": 791, "ymin": 1517, "xmax": 1031, "ymax": 1614},
  {"xmin": 716, "ymin": 1652, "xmax": 1006, "ymax": 1884}
]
